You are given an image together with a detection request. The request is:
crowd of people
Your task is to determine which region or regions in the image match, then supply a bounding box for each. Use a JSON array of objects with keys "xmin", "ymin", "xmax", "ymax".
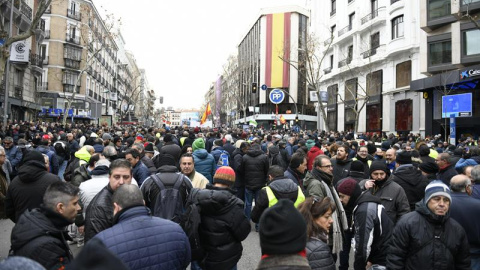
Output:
[{"xmin": 0, "ymin": 120, "xmax": 478, "ymax": 269}]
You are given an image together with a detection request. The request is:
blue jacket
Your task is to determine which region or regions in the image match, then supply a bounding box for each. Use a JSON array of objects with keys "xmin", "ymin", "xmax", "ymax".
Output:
[
  {"xmin": 36, "ymin": 146, "xmax": 59, "ymax": 175},
  {"xmin": 5, "ymin": 145, "xmax": 22, "ymax": 168},
  {"xmin": 450, "ymin": 192, "xmax": 480, "ymax": 255},
  {"xmin": 193, "ymin": 149, "xmax": 216, "ymax": 184},
  {"xmin": 95, "ymin": 206, "xmax": 191, "ymax": 269},
  {"xmin": 132, "ymin": 161, "xmax": 150, "ymax": 186}
]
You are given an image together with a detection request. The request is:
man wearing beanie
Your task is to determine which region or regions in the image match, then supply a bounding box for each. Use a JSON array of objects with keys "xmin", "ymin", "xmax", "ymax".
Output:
[
  {"xmin": 363, "ymin": 161, "xmax": 409, "ymax": 224},
  {"xmin": 387, "ymin": 181, "xmax": 471, "ymax": 269},
  {"xmin": 390, "ymin": 151, "xmax": 429, "ymax": 211},
  {"xmin": 348, "ymin": 160, "xmax": 368, "ymax": 185},
  {"xmin": 192, "ymin": 138, "xmax": 216, "ymax": 184},
  {"xmin": 419, "ymin": 161, "xmax": 439, "ymax": 181},
  {"xmin": 337, "ymin": 178, "xmax": 393, "ymax": 270},
  {"xmin": 5, "ymin": 150, "xmax": 62, "ymax": 222},
  {"xmin": 189, "ymin": 166, "xmax": 250, "ymax": 270},
  {"xmin": 257, "ymin": 199, "xmax": 310, "ymax": 269}
]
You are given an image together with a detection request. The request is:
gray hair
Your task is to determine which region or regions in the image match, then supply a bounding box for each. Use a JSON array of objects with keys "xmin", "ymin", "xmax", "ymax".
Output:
[
  {"xmin": 313, "ymin": 155, "xmax": 331, "ymax": 168},
  {"xmin": 450, "ymin": 176, "xmax": 471, "ymax": 193},
  {"xmin": 112, "ymin": 184, "xmax": 144, "ymax": 209},
  {"xmin": 0, "ymin": 146, "xmax": 5, "ymax": 155},
  {"xmin": 471, "ymin": 165, "xmax": 480, "ymax": 183},
  {"xmin": 132, "ymin": 142, "xmax": 144, "ymax": 152},
  {"xmin": 102, "ymin": 146, "xmax": 118, "ymax": 160}
]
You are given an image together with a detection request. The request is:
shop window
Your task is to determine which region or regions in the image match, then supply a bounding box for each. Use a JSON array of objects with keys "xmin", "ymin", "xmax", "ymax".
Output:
[
  {"xmin": 366, "ymin": 104, "xmax": 382, "ymax": 131},
  {"xmin": 396, "ymin": 61, "xmax": 411, "ymax": 88},
  {"xmin": 395, "ymin": 99, "xmax": 413, "ymax": 131},
  {"xmin": 367, "ymin": 70, "xmax": 383, "ymax": 96},
  {"xmin": 345, "ymin": 78, "xmax": 357, "ymax": 101},
  {"xmin": 327, "ymin": 111, "xmax": 337, "ymax": 131}
]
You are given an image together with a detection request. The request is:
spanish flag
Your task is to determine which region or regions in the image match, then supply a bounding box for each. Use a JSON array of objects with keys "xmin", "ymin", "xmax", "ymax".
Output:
[
  {"xmin": 280, "ymin": 115, "xmax": 286, "ymax": 124},
  {"xmin": 200, "ymin": 103, "xmax": 212, "ymax": 125}
]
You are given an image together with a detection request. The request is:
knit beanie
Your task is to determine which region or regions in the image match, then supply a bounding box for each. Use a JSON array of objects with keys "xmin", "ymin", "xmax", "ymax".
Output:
[
  {"xmin": 369, "ymin": 161, "xmax": 390, "ymax": 178},
  {"xmin": 419, "ymin": 161, "xmax": 439, "ymax": 174},
  {"xmin": 259, "ymin": 199, "xmax": 307, "ymax": 255},
  {"xmin": 192, "ymin": 138, "xmax": 205, "ymax": 152},
  {"xmin": 305, "ymin": 139, "xmax": 315, "ymax": 150},
  {"xmin": 350, "ymin": 160, "xmax": 365, "ymax": 173},
  {"xmin": 337, "ymin": 177, "xmax": 357, "ymax": 196},
  {"xmin": 396, "ymin": 151, "xmax": 412, "ymax": 165},
  {"xmin": 213, "ymin": 166, "xmax": 236, "ymax": 186},
  {"xmin": 102, "ymin": 133, "xmax": 112, "ymax": 140},
  {"xmin": 424, "ymin": 180, "xmax": 451, "ymax": 205},
  {"xmin": 164, "ymin": 134, "xmax": 173, "ymax": 143}
]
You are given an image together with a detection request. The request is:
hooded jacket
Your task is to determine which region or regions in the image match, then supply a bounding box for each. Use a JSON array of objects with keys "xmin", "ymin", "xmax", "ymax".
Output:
[
  {"xmin": 240, "ymin": 145, "xmax": 269, "ymax": 191},
  {"xmin": 71, "ymin": 163, "xmax": 91, "ymax": 187},
  {"xmin": 390, "ymin": 165, "xmax": 429, "ymax": 211},
  {"xmin": 10, "ymin": 207, "xmax": 73, "ymax": 269},
  {"xmin": 353, "ymin": 193, "xmax": 393, "ymax": 269},
  {"xmin": 366, "ymin": 177, "xmax": 410, "ymax": 224},
  {"xmin": 387, "ymin": 200, "xmax": 471, "ymax": 270},
  {"xmin": 307, "ymin": 146, "xmax": 324, "ymax": 171},
  {"xmin": 196, "ymin": 185, "xmax": 251, "ymax": 270},
  {"xmin": 251, "ymin": 177, "xmax": 300, "ymax": 223},
  {"xmin": 193, "ymin": 149, "xmax": 216, "ymax": 184},
  {"xmin": 5, "ymin": 160, "xmax": 61, "ymax": 222}
]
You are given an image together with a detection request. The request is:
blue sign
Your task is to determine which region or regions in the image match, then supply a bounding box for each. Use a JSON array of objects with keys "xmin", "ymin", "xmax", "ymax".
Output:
[
  {"xmin": 269, "ymin": 89, "xmax": 285, "ymax": 104},
  {"xmin": 450, "ymin": 116, "xmax": 456, "ymax": 145},
  {"xmin": 261, "ymin": 84, "xmax": 268, "ymax": 90}
]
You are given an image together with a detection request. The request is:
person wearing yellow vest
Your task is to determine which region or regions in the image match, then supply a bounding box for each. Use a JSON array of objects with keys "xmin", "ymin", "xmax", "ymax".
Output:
[
  {"xmin": 251, "ymin": 165, "xmax": 305, "ymax": 224},
  {"xmin": 351, "ymin": 145, "xmax": 373, "ymax": 178}
]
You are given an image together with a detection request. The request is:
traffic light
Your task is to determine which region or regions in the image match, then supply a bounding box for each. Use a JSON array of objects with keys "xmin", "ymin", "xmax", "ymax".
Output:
[{"xmin": 252, "ymin": 82, "xmax": 257, "ymax": 93}]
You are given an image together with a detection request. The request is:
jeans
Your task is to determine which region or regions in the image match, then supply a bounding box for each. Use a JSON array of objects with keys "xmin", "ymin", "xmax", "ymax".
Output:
[
  {"xmin": 339, "ymin": 229, "xmax": 354, "ymax": 270},
  {"xmin": 244, "ymin": 188, "xmax": 260, "ymax": 221},
  {"xmin": 191, "ymin": 261, "xmax": 237, "ymax": 270},
  {"xmin": 58, "ymin": 160, "xmax": 68, "ymax": 181}
]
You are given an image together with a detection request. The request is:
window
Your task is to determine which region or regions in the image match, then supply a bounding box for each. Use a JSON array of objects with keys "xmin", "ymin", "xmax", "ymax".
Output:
[
  {"xmin": 371, "ymin": 0, "xmax": 378, "ymax": 15},
  {"xmin": 40, "ymin": 44, "xmax": 47, "ymax": 60},
  {"xmin": 330, "ymin": 55, "xmax": 334, "ymax": 68},
  {"xmin": 327, "ymin": 84, "xmax": 338, "ymax": 104},
  {"xmin": 392, "ymin": 15, "xmax": 404, "ymax": 39},
  {"xmin": 349, "ymin": 13, "xmax": 355, "ymax": 30},
  {"xmin": 462, "ymin": 0, "xmax": 480, "ymax": 4},
  {"xmin": 327, "ymin": 111, "xmax": 337, "ymax": 131},
  {"xmin": 428, "ymin": 0, "xmax": 451, "ymax": 20},
  {"xmin": 429, "ymin": 40, "xmax": 451, "ymax": 65},
  {"xmin": 347, "ymin": 45, "xmax": 353, "ymax": 62},
  {"xmin": 327, "ymin": 84, "xmax": 338, "ymax": 132},
  {"xmin": 64, "ymin": 45, "xmax": 82, "ymax": 61},
  {"xmin": 371, "ymin": 32, "xmax": 380, "ymax": 49},
  {"xmin": 463, "ymin": 29, "xmax": 480, "ymax": 55},
  {"xmin": 63, "ymin": 70, "xmax": 79, "ymax": 85},
  {"xmin": 345, "ymin": 78, "xmax": 357, "ymax": 101},
  {"xmin": 331, "ymin": 0, "xmax": 336, "ymax": 15},
  {"xmin": 367, "ymin": 70, "xmax": 382, "ymax": 96},
  {"xmin": 331, "ymin": 25, "xmax": 336, "ymax": 34},
  {"xmin": 395, "ymin": 99, "xmax": 412, "ymax": 131},
  {"xmin": 396, "ymin": 61, "xmax": 411, "ymax": 88},
  {"xmin": 366, "ymin": 104, "xmax": 382, "ymax": 131}
]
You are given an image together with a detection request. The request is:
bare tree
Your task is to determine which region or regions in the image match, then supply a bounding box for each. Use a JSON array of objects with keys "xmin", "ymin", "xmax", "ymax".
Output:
[
  {"xmin": 222, "ymin": 55, "xmax": 246, "ymax": 125},
  {"xmin": 117, "ymin": 75, "xmax": 142, "ymax": 123}
]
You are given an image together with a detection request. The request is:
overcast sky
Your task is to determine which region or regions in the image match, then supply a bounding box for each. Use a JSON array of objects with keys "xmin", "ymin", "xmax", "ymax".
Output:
[{"xmin": 93, "ymin": 0, "xmax": 304, "ymax": 110}]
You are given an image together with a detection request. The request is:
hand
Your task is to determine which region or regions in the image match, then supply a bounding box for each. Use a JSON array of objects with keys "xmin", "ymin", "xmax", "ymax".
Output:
[
  {"xmin": 364, "ymin": 180, "xmax": 375, "ymax": 190},
  {"xmin": 78, "ymin": 226, "xmax": 84, "ymax": 234}
]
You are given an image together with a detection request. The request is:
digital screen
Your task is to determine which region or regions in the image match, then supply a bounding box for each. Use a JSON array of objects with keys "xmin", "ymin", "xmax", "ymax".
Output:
[{"xmin": 442, "ymin": 93, "xmax": 472, "ymax": 118}]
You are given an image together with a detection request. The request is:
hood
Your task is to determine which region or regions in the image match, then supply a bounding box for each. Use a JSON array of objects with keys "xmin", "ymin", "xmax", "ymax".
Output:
[
  {"xmin": 308, "ymin": 146, "xmax": 322, "ymax": 155},
  {"xmin": 247, "ymin": 145, "xmax": 264, "ymax": 157},
  {"xmin": 268, "ymin": 146, "xmax": 280, "ymax": 156},
  {"xmin": 269, "ymin": 178, "xmax": 298, "ymax": 194},
  {"xmin": 355, "ymin": 191, "xmax": 381, "ymax": 206},
  {"xmin": 18, "ymin": 160, "xmax": 48, "ymax": 183},
  {"xmin": 393, "ymin": 165, "xmax": 424, "ymax": 186},
  {"xmin": 75, "ymin": 147, "xmax": 91, "ymax": 162},
  {"xmin": 156, "ymin": 165, "xmax": 178, "ymax": 173},
  {"xmin": 11, "ymin": 208, "xmax": 69, "ymax": 251},
  {"xmin": 91, "ymin": 165, "xmax": 109, "ymax": 176},
  {"xmin": 197, "ymin": 185, "xmax": 238, "ymax": 215},
  {"xmin": 193, "ymin": 148, "xmax": 209, "ymax": 159},
  {"xmin": 415, "ymin": 198, "xmax": 450, "ymax": 224}
]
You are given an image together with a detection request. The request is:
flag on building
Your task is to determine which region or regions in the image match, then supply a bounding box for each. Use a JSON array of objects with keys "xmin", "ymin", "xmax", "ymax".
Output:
[
  {"xmin": 200, "ymin": 103, "xmax": 212, "ymax": 125},
  {"xmin": 280, "ymin": 115, "xmax": 286, "ymax": 124}
]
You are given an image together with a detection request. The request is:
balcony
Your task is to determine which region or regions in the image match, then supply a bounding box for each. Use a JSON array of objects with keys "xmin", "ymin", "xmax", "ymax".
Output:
[
  {"xmin": 14, "ymin": 85, "xmax": 23, "ymax": 99},
  {"xmin": 330, "ymin": 9, "xmax": 336, "ymax": 16},
  {"xmin": 44, "ymin": 29, "xmax": 50, "ymax": 39},
  {"xmin": 65, "ymin": 34, "xmax": 80, "ymax": 45},
  {"xmin": 42, "ymin": 56, "xmax": 49, "ymax": 65},
  {"xmin": 92, "ymin": 70, "xmax": 97, "ymax": 79},
  {"xmin": 338, "ymin": 57, "xmax": 352, "ymax": 68},
  {"xmin": 324, "ymin": 37, "xmax": 333, "ymax": 46},
  {"xmin": 63, "ymin": 84, "xmax": 80, "ymax": 93},
  {"xmin": 38, "ymin": 82, "xmax": 48, "ymax": 91},
  {"xmin": 29, "ymin": 53, "xmax": 43, "ymax": 68},
  {"xmin": 64, "ymin": 59, "xmax": 80, "ymax": 69},
  {"xmin": 391, "ymin": 0, "xmax": 401, "ymax": 4},
  {"xmin": 338, "ymin": 25, "xmax": 352, "ymax": 37},
  {"xmin": 67, "ymin": 9, "xmax": 81, "ymax": 21},
  {"xmin": 19, "ymin": 0, "xmax": 32, "ymax": 20},
  {"xmin": 323, "ymin": 67, "xmax": 332, "ymax": 74},
  {"xmin": 87, "ymin": 66, "xmax": 92, "ymax": 74},
  {"xmin": 362, "ymin": 46, "xmax": 380, "ymax": 58}
]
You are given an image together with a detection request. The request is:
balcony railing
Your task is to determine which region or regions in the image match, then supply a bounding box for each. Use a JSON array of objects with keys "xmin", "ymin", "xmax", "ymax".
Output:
[
  {"xmin": 30, "ymin": 53, "xmax": 43, "ymax": 68},
  {"xmin": 361, "ymin": 7, "xmax": 382, "ymax": 25},
  {"xmin": 338, "ymin": 25, "xmax": 352, "ymax": 36},
  {"xmin": 14, "ymin": 85, "xmax": 23, "ymax": 99},
  {"xmin": 67, "ymin": 9, "xmax": 81, "ymax": 21},
  {"xmin": 37, "ymin": 19, "xmax": 45, "ymax": 32},
  {"xmin": 324, "ymin": 37, "xmax": 333, "ymax": 46},
  {"xmin": 64, "ymin": 59, "xmax": 80, "ymax": 69},
  {"xmin": 87, "ymin": 66, "xmax": 92, "ymax": 74},
  {"xmin": 42, "ymin": 56, "xmax": 49, "ymax": 65},
  {"xmin": 63, "ymin": 84, "xmax": 80, "ymax": 93},
  {"xmin": 330, "ymin": 9, "xmax": 336, "ymax": 16},
  {"xmin": 38, "ymin": 82, "xmax": 48, "ymax": 91},
  {"xmin": 44, "ymin": 30, "xmax": 50, "ymax": 39},
  {"xmin": 65, "ymin": 34, "xmax": 80, "ymax": 45},
  {"xmin": 362, "ymin": 46, "xmax": 380, "ymax": 58},
  {"xmin": 20, "ymin": 0, "xmax": 32, "ymax": 20},
  {"xmin": 391, "ymin": 0, "xmax": 401, "ymax": 4},
  {"xmin": 323, "ymin": 67, "xmax": 332, "ymax": 74},
  {"xmin": 338, "ymin": 57, "xmax": 352, "ymax": 68}
]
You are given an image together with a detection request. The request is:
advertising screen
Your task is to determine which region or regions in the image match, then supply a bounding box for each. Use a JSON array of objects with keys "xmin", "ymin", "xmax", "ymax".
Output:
[{"xmin": 442, "ymin": 93, "xmax": 472, "ymax": 118}]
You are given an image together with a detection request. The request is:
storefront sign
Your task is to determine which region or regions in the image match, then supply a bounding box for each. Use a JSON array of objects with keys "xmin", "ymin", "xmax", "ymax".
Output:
[
  {"xmin": 460, "ymin": 68, "xmax": 480, "ymax": 80},
  {"xmin": 9, "ymin": 41, "xmax": 30, "ymax": 62}
]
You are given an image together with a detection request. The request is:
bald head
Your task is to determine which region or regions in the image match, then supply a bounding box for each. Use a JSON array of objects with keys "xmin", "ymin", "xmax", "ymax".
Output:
[
  {"xmin": 450, "ymin": 174, "xmax": 471, "ymax": 193},
  {"xmin": 386, "ymin": 149, "xmax": 396, "ymax": 163}
]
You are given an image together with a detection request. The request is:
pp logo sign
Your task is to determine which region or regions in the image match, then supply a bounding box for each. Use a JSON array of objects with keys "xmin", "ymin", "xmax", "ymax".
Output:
[{"xmin": 269, "ymin": 89, "xmax": 285, "ymax": 104}]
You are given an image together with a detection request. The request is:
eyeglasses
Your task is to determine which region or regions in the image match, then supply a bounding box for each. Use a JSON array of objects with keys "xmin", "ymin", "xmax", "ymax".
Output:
[
  {"xmin": 3, "ymin": 142, "xmax": 12, "ymax": 145},
  {"xmin": 321, "ymin": 165, "xmax": 333, "ymax": 168}
]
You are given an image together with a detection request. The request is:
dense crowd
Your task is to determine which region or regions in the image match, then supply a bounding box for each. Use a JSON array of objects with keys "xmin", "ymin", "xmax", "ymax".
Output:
[{"xmin": 0, "ymin": 120, "xmax": 478, "ymax": 270}]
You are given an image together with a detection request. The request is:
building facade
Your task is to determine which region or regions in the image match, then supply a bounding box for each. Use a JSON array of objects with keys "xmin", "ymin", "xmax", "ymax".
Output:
[
  {"xmin": 411, "ymin": 0, "xmax": 480, "ymax": 138},
  {"xmin": 310, "ymin": 0, "xmax": 425, "ymax": 134}
]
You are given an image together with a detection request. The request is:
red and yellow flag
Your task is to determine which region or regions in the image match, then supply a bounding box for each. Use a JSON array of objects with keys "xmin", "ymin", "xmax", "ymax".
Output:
[
  {"xmin": 280, "ymin": 114, "xmax": 286, "ymax": 124},
  {"xmin": 200, "ymin": 103, "xmax": 212, "ymax": 125}
]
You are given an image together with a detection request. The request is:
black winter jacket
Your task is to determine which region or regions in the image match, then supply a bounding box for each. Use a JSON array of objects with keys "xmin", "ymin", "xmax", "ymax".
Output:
[
  {"xmin": 5, "ymin": 160, "xmax": 61, "ymax": 223},
  {"xmin": 140, "ymin": 165, "xmax": 193, "ymax": 214},
  {"xmin": 232, "ymin": 148, "xmax": 246, "ymax": 191},
  {"xmin": 306, "ymin": 237, "xmax": 335, "ymax": 270},
  {"xmin": 196, "ymin": 185, "xmax": 251, "ymax": 270},
  {"xmin": 331, "ymin": 158, "xmax": 352, "ymax": 186},
  {"xmin": 84, "ymin": 184, "xmax": 114, "ymax": 242},
  {"xmin": 160, "ymin": 142, "xmax": 182, "ymax": 163},
  {"xmin": 353, "ymin": 193, "xmax": 393, "ymax": 269},
  {"xmin": 366, "ymin": 178, "xmax": 410, "ymax": 224},
  {"xmin": 10, "ymin": 207, "xmax": 73, "ymax": 269},
  {"xmin": 390, "ymin": 165, "xmax": 429, "ymax": 211},
  {"xmin": 240, "ymin": 145, "xmax": 269, "ymax": 191},
  {"xmin": 437, "ymin": 164, "xmax": 458, "ymax": 185},
  {"xmin": 251, "ymin": 177, "xmax": 299, "ymax": 223},
  {"xmin": 387, "ymin": 200, "xmax": 471, "ymax": 270}
]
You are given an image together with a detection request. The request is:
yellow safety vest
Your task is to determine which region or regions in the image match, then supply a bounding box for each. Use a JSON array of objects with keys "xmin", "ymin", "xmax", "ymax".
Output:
[
  {"xmin": 264, "ymin": 186, "xmax": 305, "ymax": 208},
  {"xmin": 352, "ymin": 158, "xmax": 372, "ymax": 167}
]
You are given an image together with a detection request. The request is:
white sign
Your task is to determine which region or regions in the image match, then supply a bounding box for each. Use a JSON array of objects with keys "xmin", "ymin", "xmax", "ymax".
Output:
[
  {"xmin": 109, "ymin": 92, "xmax": 117, "ymax": 101},
  {"xmin": 310, "ymin": 91, "xmax": 318, "ymax": 102},
  {"xmin": 10, "ymin": 41, "xmax": 30, "ymax": 62}
]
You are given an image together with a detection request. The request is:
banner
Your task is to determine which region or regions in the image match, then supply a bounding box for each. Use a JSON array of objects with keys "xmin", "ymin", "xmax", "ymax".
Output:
[
  {"xmin": 200, "ymin": 103, "xmax": 212, "ymax": 125},
  {"xmin": 10, "ymin": 41, "xmax": 30, "ymax": 62}
]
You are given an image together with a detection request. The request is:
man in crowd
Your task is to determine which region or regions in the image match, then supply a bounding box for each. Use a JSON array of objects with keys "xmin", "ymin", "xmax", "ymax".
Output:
[
  {"xmin": 131, "ymin": 143, "xmax": 156, "ymax": 174},
  {"xmin": 180, "ymin": 153, "xmax": 209, "ymax": 189},
  {"xmin": 124, "ymin": 149, "xmax": 150, "ymax": 186},
  {"xmin": 472, "ymin": 165, "xmax": 480, "ymax": 199},
  {"xmin": 387, "ymin": 181, "xmax": 471, "ymax": 269},
  {"xmin": 284, "ymin": 152, "xmax": 308, "ymax": 191},
  {"xmin": 331, "ymin": 145, "xmax": 352, "ymax": 186},
  {"xmin": 84, "ymin": 159, "xmax": 133, "ymax": 242},
  {"xmin": 436, "ymin": 153, "xmax": 458, "ymax": 185},
  {"xmin": 94, "ymin": 184, "xmax": 191, "ymax": 269},
  {"xmin": 10, "ymin": 181, "xmax": 80, "ymax": 269},
  {"xmin": 4, "ymin": 136, "xmax": 22, "ymax": 178},
  {"xmin": 385, "ymin": 149, "xmax": 396, "ymax": 172}
]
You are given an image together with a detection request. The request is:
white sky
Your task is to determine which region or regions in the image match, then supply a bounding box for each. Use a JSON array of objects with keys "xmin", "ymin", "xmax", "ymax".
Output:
[{"xmin": 93, "ymin": 0, "xmax": 304, "ymax": 110}]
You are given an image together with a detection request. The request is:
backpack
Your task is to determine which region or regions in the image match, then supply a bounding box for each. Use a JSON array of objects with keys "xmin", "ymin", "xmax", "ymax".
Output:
[
  {"xmin": 217, "ymin": 150, "xmax": 229, "ymax": 169},
  {"xmin": 150, "ymin": 173, "xmax": 185, "ymax": 223},
  {"xmin": 180, "ymin": 189, "xmax": 206, "ymax": 262}
]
